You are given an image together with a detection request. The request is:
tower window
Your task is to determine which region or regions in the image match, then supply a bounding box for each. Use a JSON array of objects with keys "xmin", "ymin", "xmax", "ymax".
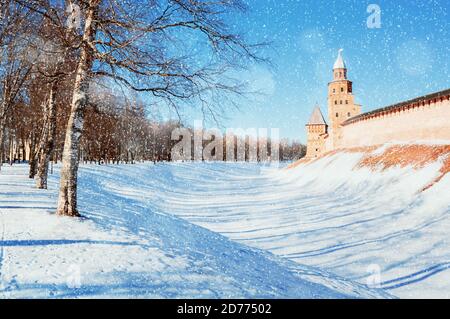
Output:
[
  {"xmin": 345, "ymin": 100, "xmax": 348, "ymax": 104},
  {"xmin": 340, "ymin": 100, "xmax": 343, "ymax": 104},
  {"xmin": 336, "ymin": 113, "xmax": 339, "ymax": 117},
  {"xmin": 333, "ymin": 88, "xmax": 335, "ymax": 93},
  {"xmin": 347, "ymin": 112, "xmax": 351, "ymax": 117},
  {"xmin": 341, "ymin": 87, "xmax": 344, "ymax": 92},
  {"xmin": 334, "ymin": 100, "xmax": 337, "ymax": 105}
]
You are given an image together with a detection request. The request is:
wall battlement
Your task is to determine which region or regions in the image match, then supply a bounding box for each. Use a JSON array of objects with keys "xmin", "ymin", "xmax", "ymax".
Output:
[
  {"xmin": 342, "ymin": 89, "xmax": 450, "ymax": 126},
  {"xmin": 337, "ymin": 91, "xmax": 450, "ymax": 149}
]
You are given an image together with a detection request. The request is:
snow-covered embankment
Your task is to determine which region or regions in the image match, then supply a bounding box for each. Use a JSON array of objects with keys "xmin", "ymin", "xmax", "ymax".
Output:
[
  {"xmin": 0, "ymin": 163, "xmax": 387, "ymax": 298},
  {"xmin": 158, "ymin": 143, "xmax": 450, "ymax": 298}
]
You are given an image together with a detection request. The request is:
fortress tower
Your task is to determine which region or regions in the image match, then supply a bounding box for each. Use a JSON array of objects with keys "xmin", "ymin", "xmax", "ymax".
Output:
[
  {"xmin": 305, "ymin": 105, "xmax": 328, "ymax": 158},
  {"xmin": 327, "ymin": 49, "xmax": 360, "ymax": 148},
  {"xmin": 304, "ymin": 50, "xmax": 449, "ymax": 159}
]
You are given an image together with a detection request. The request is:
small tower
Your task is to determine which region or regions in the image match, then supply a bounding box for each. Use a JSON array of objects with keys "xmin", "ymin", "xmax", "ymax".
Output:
[
  {"xmin": 328, "ymin": 49, "xmax": 361, "ymax": 148},
  {"xmin": 305, "ymin": 105, "xmax": 328, "ymax": 158}
]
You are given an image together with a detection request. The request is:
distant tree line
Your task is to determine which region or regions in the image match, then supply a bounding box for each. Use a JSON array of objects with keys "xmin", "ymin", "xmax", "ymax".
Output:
[
  {"xmin": 5, "ymin": 92, "xmax": 306, "ymax": 165},
  {"xmin": 279, "ymin": 139, "xmax": 306, "ymax": 161}
]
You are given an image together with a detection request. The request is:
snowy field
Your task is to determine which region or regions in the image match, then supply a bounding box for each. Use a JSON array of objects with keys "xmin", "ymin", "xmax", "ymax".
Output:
[
  {"xmin": 0, "ymin": 163, "xmax": 389, "ymax": 299},
  {"xmin": 0, "ymin": 148, "xmax": 449, "ymax": 298},
  {"xmin": 156, "ymin": 154, "xmax": 450, "ymax": 299}
]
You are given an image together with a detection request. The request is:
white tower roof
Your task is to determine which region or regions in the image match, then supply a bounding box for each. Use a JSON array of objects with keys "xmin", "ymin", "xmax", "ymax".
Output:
[{"xmin": 333, "ymin": 49, "xmax": 346, "ymax": 69}]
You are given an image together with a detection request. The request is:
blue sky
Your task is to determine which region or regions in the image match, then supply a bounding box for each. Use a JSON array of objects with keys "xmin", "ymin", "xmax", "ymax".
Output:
[{"xmin": 167, "ymin": 0, "xmax": 450, "ymax": 142}]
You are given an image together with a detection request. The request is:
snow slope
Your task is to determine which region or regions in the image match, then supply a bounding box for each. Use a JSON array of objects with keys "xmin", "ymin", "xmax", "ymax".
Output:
[
  {"xmin": 1, "ymin": 143, "xmax": 448, "ymax": 298},
  {"xmin": 0, "ymin": 164, "xmax": 387, "ymax": 298},
  {"xmin": 112, "ymin": 145, "xmax": 448, "ymax": 299}
]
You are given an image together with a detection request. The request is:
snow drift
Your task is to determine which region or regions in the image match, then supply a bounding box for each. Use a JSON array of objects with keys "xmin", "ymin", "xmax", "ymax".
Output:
[
  {"xmin": 0, "ymin": 164, "xmax": 388, "ymax": 299},
  {"xmin": 0, "ymin": 142, "xmax": 448, "ymax": 298},
  {"xmin": 156, "ymin": 143, "xmax": 450, "ymax": 298}
]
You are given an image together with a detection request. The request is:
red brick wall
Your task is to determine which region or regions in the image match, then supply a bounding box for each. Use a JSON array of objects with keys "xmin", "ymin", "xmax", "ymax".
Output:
[{"xmin": 337, "ymin": 96, "xmax": 450, "ymax": 148}]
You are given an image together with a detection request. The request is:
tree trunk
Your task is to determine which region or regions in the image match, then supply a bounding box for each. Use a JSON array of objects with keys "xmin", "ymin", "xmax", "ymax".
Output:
[
  {"xmin": 0, "ymin": 119, "xmax": 4, "ymax": 171},
  {"xmin": 36, "ymin": 83, "xmax": 57, "ymax": 189},
  {"xmin": 29, "ymin": 155, "xmax": 37, "ymax": 178},
  {"xmin": 9, "ymin": 133, "xmax": 14, "ymax": 164},
  {"xmin": 21, "ymin": 138, "xmax": 26, "ymax": 163},
  {"xmin": 56, "ymin": 76, "xmax": 88, "ymax": 217},
  {"xmin": 29, "ymin": 130, "xmax": 37, "ymax": 178},
  {"xmin": 56, "ymin": 2, "xmax": 98, "ymax": 217}
]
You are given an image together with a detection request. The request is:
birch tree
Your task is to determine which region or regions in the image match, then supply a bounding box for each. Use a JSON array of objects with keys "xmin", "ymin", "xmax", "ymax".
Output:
[
  {"xmin": 33, "ymin": 22, "xmax": 77, "ymax": 188},
  {"xmin": 54, "ymin": 0, "xmax": 99, "ymax": 216},
  {"xmin": 17, "ymin": 0, "xmax": 265, "ymax": 216}
]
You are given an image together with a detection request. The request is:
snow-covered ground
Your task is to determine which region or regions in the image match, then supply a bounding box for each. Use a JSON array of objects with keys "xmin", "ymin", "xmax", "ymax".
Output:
[
  {"xmin": 153, "ymin": 153, "xmax": 450, "ymax": 299},
  {"xmin": 1, "ymin": 146, "xmax": 448, "ymax": 298},
  {"xmin": 0, "ymin": 163, "xmax": 389, "ymax": 298}
]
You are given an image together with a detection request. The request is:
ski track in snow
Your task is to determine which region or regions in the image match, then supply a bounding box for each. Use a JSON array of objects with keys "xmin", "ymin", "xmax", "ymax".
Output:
[{"xmin": 0, "ymin": 163, "xmax": 390, "ymax": 299}]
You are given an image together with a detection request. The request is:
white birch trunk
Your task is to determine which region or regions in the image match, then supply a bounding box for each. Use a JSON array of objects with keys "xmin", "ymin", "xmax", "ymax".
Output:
[
  {"xmin": 0, "ymin": 105, "xmax": 5, "ymax": 171},
  {"xmin": 0, "ymin": 120, "xmax": 4, "ymax": 170},
  {"xmin": 29, "ymin": 133, "xmax": 38, "ymax": 178},
  {"xmin": 36, "ymin": 83, "xmax": 57, "ymax": 189},
  {"xmin": 56, "ymin": 2, "xmax": 99, "ymax": 216}
]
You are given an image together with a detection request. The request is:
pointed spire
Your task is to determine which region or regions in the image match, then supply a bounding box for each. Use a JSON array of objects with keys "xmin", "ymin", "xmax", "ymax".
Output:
[
  {"xmin": 333, "ymin": 49, "xmax": 346, "ymax": 69},
  {"xmin": 307, "ymin": 105, "xmax": 327, "ymax": 125}
]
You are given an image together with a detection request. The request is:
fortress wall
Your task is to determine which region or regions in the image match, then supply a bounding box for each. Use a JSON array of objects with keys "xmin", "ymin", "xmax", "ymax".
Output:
[{"xmin": 337, "ymin": 96, "xmax": 450, "ymax": 148}]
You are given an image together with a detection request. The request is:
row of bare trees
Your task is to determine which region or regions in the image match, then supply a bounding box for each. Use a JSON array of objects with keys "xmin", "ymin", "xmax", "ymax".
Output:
[
  {"xmin": 1, "ymin": 0, "xmax": 298, "ymax": 217},
  {"xmin": 3, "ymin": 92, "xmax": 183, "ymax": 166},
  {"xmin": 5, "ymin": 104, "xmax": 306, "ymax": 165}
]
